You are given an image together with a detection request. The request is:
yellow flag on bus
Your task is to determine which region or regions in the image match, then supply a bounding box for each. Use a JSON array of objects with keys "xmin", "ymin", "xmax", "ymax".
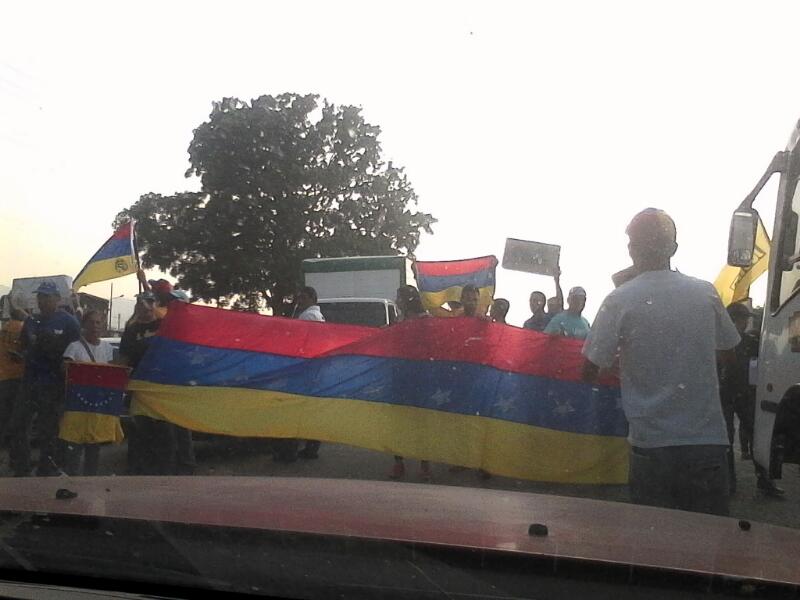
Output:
[{"xmin": 714, "ymin": 218, "xmax": 770, "ymax": 307}]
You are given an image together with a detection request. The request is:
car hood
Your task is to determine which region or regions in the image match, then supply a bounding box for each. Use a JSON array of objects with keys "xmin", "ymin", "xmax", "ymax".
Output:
[{"xmin": 0, "ymin": 476, "xmax": 796, "ymax": 586}]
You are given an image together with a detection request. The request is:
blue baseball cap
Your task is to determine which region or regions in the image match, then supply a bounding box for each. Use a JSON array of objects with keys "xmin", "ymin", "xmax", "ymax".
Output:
[
  {"xmin": 35, "ymin": 281, "xmax": 61, "ymax": 297},
  {"xmin": 170, "ymin": 289, "xmax": 190, "ymax": 303}
]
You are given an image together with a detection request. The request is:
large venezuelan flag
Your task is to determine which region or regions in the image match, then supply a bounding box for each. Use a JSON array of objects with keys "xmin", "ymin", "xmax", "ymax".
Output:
[
  {"xmin": 129, "ymin": 303, "xmax": 629, "ymax": 484},
  {"xmin": 73, "ymin": 221, "xmax": 137, "ymax": 290},
  {"xmin": 414, "ymin": 256, "xmax": 498, "ymax": 314},
  {"xmin": 60, "ymin": 362, "xmax": 128, "ymax": 444}
]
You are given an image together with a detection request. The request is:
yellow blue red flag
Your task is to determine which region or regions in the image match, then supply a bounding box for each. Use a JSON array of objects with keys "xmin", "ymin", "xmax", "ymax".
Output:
[
  {"xmin": 414, "ymin": 255, "xmax": 498, "ymax": 316},
  {"xmin": 73, "ymin": 221, "xmax": 137, "ymax": 290},
  {"xmin": 128, "ymin": 303, "xmax": 629, "ymax": 484},
  {"xmin": 59, "ymin": 362, "xmax": 127, "ymax": 444}
]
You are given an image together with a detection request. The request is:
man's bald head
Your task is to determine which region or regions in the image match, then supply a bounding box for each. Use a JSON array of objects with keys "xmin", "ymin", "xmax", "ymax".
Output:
[{"xmin": 626, "ymin": 208, "xmax": 678, "ymax": 270}]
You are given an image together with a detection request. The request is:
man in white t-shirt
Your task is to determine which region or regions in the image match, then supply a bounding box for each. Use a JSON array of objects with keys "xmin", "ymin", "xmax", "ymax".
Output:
[
  {"xmin": 273, "ymin": 286, "xmax": 326, "ymax": 464},
  {"xmin": 63, "ymin": 317, "xmax": 114, "ymax": 364},
  {"xmin": 295, "ymin": 286, "xmax": 325, "ymax": 322},
  {"xmin": 582, "ymin": 209, "xmax": 741, "ymax": 516}
]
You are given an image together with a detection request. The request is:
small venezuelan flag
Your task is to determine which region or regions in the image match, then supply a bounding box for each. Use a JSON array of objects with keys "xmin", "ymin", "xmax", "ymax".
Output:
[
  {"xmin": 414, "ymin": 255, "xmax": 498, "ymax": 314},
  {"xmin": 59, "ymin": 362, "xmax": 128, "ymax": 444},
  {"xmin": 73, "ymin": 221, "xmax": 137, "ymax": 290}
]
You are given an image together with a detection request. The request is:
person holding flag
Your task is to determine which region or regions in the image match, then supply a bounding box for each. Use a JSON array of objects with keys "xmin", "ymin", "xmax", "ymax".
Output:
[
  {"xmin": 59, "ymin": 310, "xmax": 123, "ymax": 476},
  {"xmin": 389, "ymin": 285, "xmax": 433, "ymax": 481},
  {"xmin": 413, "ymin": 256, "xmax": 497, "ymax": 318}
]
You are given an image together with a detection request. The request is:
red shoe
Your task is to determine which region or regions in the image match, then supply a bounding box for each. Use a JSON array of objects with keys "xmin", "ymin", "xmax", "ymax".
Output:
[
  {"xmin": 419, "ymin": 461, "xmax": 432, "ymax": 482},
  {"xmin": 389, "ymin": 461, "xmax": 405, "ymax": 480}
]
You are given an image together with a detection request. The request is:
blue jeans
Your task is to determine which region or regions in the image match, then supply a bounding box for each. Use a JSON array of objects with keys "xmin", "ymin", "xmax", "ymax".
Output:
[{"xmin": 629, "ymin": 445, "xmax": 730, "ymax": 516}]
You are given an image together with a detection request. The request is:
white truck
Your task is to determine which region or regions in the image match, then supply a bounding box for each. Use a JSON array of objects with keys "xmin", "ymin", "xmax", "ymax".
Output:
[
  {"xmin": 727, "ymin": 118, "xmax": 800, "ymax": 479},
  {"xmin": 301, "ymin": 256, "xmax": 414, "ymax": 327}
]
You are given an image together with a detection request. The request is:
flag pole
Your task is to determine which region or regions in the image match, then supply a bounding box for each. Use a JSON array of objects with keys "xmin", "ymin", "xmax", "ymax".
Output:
[{"xmin": 131, "ymin": 219, "xmax": 142, "ymax": 295}]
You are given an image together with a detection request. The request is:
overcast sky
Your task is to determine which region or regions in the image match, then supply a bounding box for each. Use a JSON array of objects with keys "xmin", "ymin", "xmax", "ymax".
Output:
[{"xmin": 1, "ymin": 0, "xmax": 797, "ymax": 325}]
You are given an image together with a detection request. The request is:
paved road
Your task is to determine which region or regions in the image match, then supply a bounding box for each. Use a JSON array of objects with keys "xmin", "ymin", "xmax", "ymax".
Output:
[{"xmin": 9, "ymin": 437, "xmax": 795, "ymax": 530}]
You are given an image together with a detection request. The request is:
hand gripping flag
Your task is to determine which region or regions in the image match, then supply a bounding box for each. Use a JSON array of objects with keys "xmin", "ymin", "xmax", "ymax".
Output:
[
  {"xmin": 127, "ymin": 303, "xmax": 629, "ymax": 484},
  {"xmin": 73, "ymin": 221, "xmax": 137, "ymax": 290}
]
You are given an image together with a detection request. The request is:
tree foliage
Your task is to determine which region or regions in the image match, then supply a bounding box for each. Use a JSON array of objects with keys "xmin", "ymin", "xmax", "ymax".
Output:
[{"xmin": 116, "ymin": 93, "xmax": 435, "ymax": 312}]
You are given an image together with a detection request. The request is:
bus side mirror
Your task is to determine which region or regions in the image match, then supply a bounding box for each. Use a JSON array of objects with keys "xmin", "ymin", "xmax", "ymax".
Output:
[{"xmin": 727, "ymin": 210, "xmax": 759, "ymax": 267}]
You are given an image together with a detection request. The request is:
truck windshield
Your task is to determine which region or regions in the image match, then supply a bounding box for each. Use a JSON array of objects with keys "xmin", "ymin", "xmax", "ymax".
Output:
[
  {"xmin": 9, "ymin": 2, "xmax": 800, "ymax": 598},
  {"xmin": 318, "ymin": 302, "xmax": 388, "ymax": 327}
]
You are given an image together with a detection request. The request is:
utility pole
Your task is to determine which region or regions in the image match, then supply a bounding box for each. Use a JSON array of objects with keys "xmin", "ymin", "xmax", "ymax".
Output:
[{"xmin": 108, "ymin": 282, "xmax": 113, "ymax": 330}]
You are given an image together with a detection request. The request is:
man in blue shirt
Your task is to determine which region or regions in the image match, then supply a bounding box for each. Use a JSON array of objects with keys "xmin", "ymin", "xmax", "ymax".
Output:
[
  {"xmin": 544, "ymin": 286, "xmax": 591, "ymax": 340},
  {"xmin": 9, "ymin": 281, "xmax": 80, "ymax": 476},
  {"xmin": 583, "ymin": 209, "xmax": 739, "ymax": 516}
]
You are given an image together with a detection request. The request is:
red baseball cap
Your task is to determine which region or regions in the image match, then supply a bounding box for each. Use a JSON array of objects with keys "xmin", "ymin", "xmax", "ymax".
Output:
[{"xmin": 149, "ymin": 279, "xmax": 174, "ymax": 295}]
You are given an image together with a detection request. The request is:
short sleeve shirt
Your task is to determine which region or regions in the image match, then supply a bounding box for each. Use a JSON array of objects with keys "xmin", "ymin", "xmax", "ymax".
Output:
[
  {"xmin": 523, "ymin": 311, "xmax": 552, "ymax": 332},
  {"xmin": 21, "ymin": 310, "xmax": 81, "ymax": 384},
  {"xmin": 119, "ymin": 319, "xmax": 162, "ymax": 369},
  {"xmin": 64, "ymin": 339, "xmax": 114, "ymax": 364},
  {"xmin": 297, "ymin": 306, "xmax": 325, "ymax": 322},
  {"xmin": 543, "ymin": 312, "xmax": 591, "ymax": 340},
  {"xmin": 719, "ymin": 333, "xmax": 759, "ymax": 398},
  {"xmin": 583, "ymin": 270, "xmax": 741, "ymax": 448}
]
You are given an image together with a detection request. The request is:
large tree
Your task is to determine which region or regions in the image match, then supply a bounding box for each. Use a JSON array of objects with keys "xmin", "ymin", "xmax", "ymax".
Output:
[{"xmin": 116, "ymin": 93, "xmax": 435, "ymax": 312}]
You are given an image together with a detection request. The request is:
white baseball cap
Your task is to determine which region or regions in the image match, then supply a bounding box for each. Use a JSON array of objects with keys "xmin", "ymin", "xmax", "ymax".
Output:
[{"xmin": 568, "ymin": 286, "xmax": 587, "ymax": 297}]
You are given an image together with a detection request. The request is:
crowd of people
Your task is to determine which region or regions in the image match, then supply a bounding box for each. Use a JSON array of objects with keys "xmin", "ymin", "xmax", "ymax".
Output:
[
  {"xmin": 381, "ymin": 209, "xmax": 782, "ymax": 509},
  {"xmin": 0, "ymin": 273, "xmax": 195, "ymax": 477},
  {"xmin": 0, "ymin": 208, "xmax": 783, "ymax": 517}
]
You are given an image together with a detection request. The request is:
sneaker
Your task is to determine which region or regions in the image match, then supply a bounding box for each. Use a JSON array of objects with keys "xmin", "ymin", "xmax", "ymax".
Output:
[
  {"xmin": 757, "ymin": 478, "xmax": 785, "ymax": 497},
  {"xmin": 389, "ymin": 462, "xmax": 405, "ymax": 480},
  {"xmin": 419, "ymin": 461, "xmax": 432, "ymax": 482}
]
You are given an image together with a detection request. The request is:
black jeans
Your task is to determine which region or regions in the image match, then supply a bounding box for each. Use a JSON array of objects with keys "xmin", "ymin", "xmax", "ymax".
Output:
[
  {"xmin": 135, "ymin": 416, "xmax": 174, "ymax": 475},
  {"xmin": 273, "ymin": 438, "xmax": 299, "ymax": 462},
  {"xmin": 9, "ymin": 381, "xmax": 64, "ymax": 476},
  {"xmin": 629, "ymin": 445, "xmax": 730, "ymax": 516},
  {"xmin": 62, "ymin": 442, "xmax": 101, "ymax": 476},
  {"xmin": 129, "ymin": 416, "xmax": 195, "ymax": 475},
  {"xmin": 721, "ymin": 390, "xmax": 755, "ymax": 455},
  {"xmin": 174, "ymin": 425, "xmax": 196, "ymax": 475},
  {"xmin": 0, "ymin": 379, "xmax": 20, "ymax": 446}
]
